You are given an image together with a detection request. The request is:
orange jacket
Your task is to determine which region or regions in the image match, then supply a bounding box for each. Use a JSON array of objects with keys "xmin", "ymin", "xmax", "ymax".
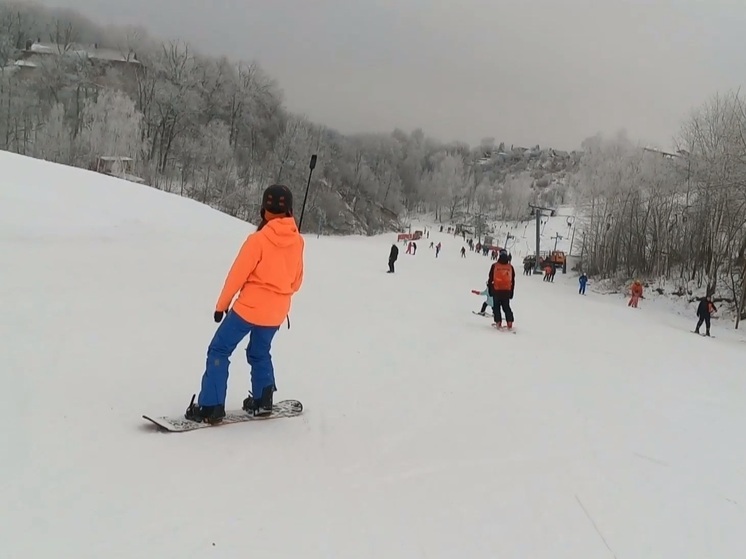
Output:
[
  {"xmin": 631, "ymin": 282, "xmax": 643, "ymax": 296},
  {"xmin": 215, "ymin": 217, "xmax": 304, "ymax": 327}
]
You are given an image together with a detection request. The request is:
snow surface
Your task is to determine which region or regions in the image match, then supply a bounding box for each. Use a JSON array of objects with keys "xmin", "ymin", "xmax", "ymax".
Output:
[{"xmin": 2, "ymin": 150, "xmax": 746, "ymax": 558}]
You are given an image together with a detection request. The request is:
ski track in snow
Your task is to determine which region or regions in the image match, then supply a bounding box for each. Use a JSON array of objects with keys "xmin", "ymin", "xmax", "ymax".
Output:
[{"xmin": 1, "ymin": 150, "xmax": 746, "ymax": 558}]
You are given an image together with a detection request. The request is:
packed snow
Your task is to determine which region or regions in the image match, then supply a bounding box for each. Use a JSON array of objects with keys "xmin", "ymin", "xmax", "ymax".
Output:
[{"xmin": 2, "ymin": 150, "xmax": 746, "ymax": 558}]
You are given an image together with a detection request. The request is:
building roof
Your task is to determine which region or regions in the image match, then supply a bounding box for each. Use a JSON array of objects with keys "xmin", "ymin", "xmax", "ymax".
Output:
[{"xmin": 24, "ymin": 41, "xmax": 141, "ymax": 64}]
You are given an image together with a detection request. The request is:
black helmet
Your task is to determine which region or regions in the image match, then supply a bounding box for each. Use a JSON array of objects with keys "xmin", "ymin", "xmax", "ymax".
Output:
[{"xmin": 261, "ymin": 184, "xmax": 293, "ymax": 217}]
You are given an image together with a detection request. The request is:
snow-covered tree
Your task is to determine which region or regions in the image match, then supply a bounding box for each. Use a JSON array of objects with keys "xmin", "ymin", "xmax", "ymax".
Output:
[
  {"xmin": 75, "ymin": 89, "xmax": 144, "ymax": 166},
  {"xmin": 33, "ymin": 102, "xmax": 70, "ymax": 163}
]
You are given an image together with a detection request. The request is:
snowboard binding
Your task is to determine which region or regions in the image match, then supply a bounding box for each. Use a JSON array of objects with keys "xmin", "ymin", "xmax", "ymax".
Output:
[{"xmin": 184, "ymin": 394, "xmax": 226, "ymax": 425}]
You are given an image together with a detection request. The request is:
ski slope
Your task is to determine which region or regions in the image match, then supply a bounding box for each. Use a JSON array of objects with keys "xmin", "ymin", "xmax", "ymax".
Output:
[
  {"xmin": 2, "ymin": 150, "xmax": 746, "ymax": 558},
  {"xmin": 410, "ymin": 207, "xmax": 580, "ymax": 260}
]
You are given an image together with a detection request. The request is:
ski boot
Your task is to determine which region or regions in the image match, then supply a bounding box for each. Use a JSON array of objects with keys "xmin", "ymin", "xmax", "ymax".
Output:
[
  {"xmin": 184, "ymin": 394, "xmax": 225, "ymax": 425},
  {"xmin": 242, "ymin": 386, "xmax": 275, "ymax": 417}
]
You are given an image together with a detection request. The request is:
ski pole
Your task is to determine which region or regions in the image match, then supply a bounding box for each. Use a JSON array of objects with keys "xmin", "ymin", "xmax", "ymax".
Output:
[{"xmin": 298, "ymin": 154, "xmax": 317, "ymax": 233}]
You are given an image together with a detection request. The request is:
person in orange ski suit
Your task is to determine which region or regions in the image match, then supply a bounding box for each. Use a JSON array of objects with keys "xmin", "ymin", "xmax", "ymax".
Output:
[
  {"xmin": 186, "ymin": 184, "xmax": 304, "ymax": 424},
  {"xmin": 543, "ymin": 264, "xmax": 553, "ymax": 282},
  {"xmin": 628, "ymin": 280, "xmax": 643, "ymax": 308}
]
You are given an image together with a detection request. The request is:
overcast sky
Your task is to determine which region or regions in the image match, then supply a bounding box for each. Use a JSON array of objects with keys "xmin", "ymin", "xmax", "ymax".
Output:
[{"xmin": 34, "ymin": 0, "xmax": 746, "ymax": 150}]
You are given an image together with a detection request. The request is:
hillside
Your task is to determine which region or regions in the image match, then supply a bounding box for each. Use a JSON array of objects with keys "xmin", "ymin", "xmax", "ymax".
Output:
[
  {"xmin": 0, "ymin": 4, "xmax": 584, "ymax": 238},
  {"xmin": 477, "ymin": 144, "xmax": 582, "ymax": 211},
  {"xmin": 2, "ymin": 152, "xmax": 746, "ymax": 558}
]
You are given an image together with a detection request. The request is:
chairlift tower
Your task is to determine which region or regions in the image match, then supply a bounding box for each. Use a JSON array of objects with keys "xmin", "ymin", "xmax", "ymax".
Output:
[
  {"xmin": 551, "ymin": 232, "xmax": 564, "ymax": 251},
  {"xmin": 528, "ymin": 203, "xmax": 555, "ymax": 273}
]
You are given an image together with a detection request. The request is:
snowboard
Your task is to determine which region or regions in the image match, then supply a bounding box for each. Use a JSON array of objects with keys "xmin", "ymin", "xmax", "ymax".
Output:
[{"xmin": 143, "ymin": 399, "xmax": 303, "ymax": 432}]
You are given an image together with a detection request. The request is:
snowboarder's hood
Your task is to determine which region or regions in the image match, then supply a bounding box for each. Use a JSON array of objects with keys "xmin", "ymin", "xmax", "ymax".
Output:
[{"xmin": 260, "ymin": 216, "xmax": 301, "ymax": 248}]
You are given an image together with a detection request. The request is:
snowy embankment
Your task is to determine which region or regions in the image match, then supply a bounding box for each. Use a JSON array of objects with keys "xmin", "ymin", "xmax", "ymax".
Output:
[{"xmin": 2, "ymin": 151, "xmax": 746, "ymax": 558}]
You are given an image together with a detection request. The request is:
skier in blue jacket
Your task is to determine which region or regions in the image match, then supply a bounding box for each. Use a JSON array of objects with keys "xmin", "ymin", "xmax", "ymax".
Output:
[
  {"xmin": 579, "ymin": 273, "xmax": 588, "ymax": 295},
  {"xmin": 471, "ymin": 288, "xmax": 494, "ymax": 315}
]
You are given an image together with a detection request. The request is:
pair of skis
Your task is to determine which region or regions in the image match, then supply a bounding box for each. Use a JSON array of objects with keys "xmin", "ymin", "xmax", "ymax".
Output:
[
  {"xmin": 692, "ymin": 331, "xmax": 714, "ymax": 338},
  {"xmin": 473, "ymin": 311, "xmax": 517, "ymax": 334}
]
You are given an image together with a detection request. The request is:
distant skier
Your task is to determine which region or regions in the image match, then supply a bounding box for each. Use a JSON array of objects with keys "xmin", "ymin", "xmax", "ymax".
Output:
[
  {"xmin": 388, "ymin": 243, "xmax": 399, "ymax": 273},
  {"xmin": 628, "ymin": 280, "xmax": 643, "ymax": 308},
  {"xmin": 543, "ymin": 264, "xmax": 552, "ymax": 282},
  {"xmin": 471, "ymin": 288, "xmax": 494, "ymax": 315},
  {"xmin": 487, "ymin": 249, "xmax": 516, "ymax": 329},
  {"xmin": 579, "ymin": 273, "xmax": 588, "ymax": 295},
  {"xmin": 435, "ymin": 242, "xmax": 441, "ymax": 258},
  {"xmin": 185, "ymin": 184, "xmax": 304, "ymax": 424},
  {"xmin": 695, "ymin": 296, "xmax": 717, "ymax": 336},
  {"xmin": 460, "ymin": 246, "xmax": 467, "ymax": 258}
]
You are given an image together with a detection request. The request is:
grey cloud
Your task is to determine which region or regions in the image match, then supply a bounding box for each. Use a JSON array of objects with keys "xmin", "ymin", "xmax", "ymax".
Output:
[{"xmin": 33, "ymin": 0, "xmax": 746, "ymax": 149}]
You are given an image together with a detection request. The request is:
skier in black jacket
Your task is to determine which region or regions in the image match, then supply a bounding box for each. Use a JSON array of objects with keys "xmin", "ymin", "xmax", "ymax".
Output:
[
  {"xmin": 695, "ymin": 296, "xmax": 716, "ymax": 336},
  {"xmin": 487, "ymin": 250, "xmax": 516, "ymax": 329},
  {"xmin": 388, "ymin": 243, "xmax": 399, "ymax": 273}
]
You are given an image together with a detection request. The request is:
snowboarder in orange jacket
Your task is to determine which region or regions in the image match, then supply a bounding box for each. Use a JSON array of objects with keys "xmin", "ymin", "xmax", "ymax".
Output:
[{"xmin": 186, "ymin": 184, "xmax": 304, "ymax": 424}]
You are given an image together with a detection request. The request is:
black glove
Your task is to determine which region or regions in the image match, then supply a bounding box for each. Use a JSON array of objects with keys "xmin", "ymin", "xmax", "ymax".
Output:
[
  {"xmin": 510, "ymin": 292, "xmax": 514, "ymax": 300},
  {"xmin": 214, "ymin": 311, "xmax": 224, "ymax": 323}
]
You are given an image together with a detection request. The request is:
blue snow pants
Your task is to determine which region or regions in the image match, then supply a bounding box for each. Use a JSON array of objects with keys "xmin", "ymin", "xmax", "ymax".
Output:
[{"xmin": 197, "ymin": 310, "xmax": 279, "ymax": 407}]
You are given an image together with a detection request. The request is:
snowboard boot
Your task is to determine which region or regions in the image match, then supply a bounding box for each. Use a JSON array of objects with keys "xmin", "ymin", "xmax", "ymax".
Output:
[
  {"xmin": 506, "ymin": 321, "xmax": 513, "ymax": 330},
  {"xmin": 242, "ymin": 386, "xmax": 275, "ymax": 417},
  {"xmin": 184, "ymin": 395, "xmax": 225, "ymax": 425},
  {"xmin": 494, "ymin": 320, "xmax": 503, "ymax": 329}
]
